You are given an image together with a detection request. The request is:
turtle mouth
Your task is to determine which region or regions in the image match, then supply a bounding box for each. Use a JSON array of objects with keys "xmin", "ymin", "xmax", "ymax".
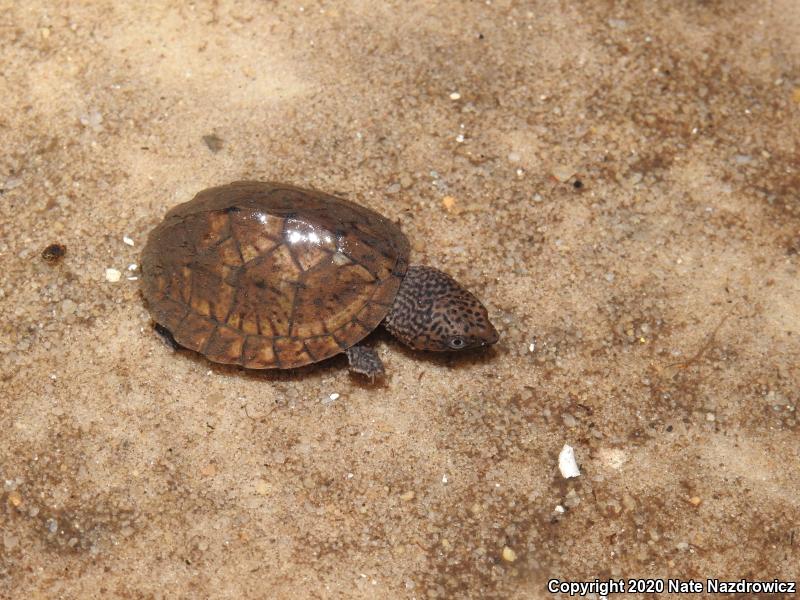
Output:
[{"xmin": 482, "ymin": 325, "xmax": 500, "ymax": 346}]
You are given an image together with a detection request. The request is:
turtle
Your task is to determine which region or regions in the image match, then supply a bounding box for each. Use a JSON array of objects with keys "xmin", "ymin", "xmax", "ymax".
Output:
[{"xmin": 140, "ymin": 181, "xmax": 499, "ymax": 378}]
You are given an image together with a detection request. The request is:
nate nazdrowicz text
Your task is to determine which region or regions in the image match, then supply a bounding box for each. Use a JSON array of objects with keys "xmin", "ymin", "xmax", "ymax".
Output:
[{"xmin": 547, "ymin": 578, "xmax": 796, "ymax": 596}]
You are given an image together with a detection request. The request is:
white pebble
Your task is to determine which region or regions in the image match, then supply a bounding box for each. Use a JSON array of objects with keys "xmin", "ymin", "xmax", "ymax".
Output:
[
  {"xmin": 123, "ymin": 236, "xmax": 135, "ymax": 246},
  {"xmin": 456, "ymin": 134, "xmax": 465, "ymax": 143},
  {"xmin": 554, "ymin": 504, "xmax": 565, "ymax": 513},
  {"xmin": 322, "ymin": 392, "xmax": 340, "ymax": 405},
  {"xmin": 127, "ymin": 263, "xmax": 138, "ymax": 271},
  {"xmin": 441, "ymin": 474, "xmax": 448, "ymax": 485},
  {"xmin": 558, "ymin": 444, "xmax": 581, "ymax": 479},
  {"xmin": 105, "ymin": 268, "xmax": 122, "ymax": 282},
  {"xmin": 449, "ymin": 92, "xmax": 461, "ymax": 100}
]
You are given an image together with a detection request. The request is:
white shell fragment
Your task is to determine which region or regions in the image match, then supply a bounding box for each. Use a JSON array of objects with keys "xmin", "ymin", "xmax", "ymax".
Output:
[
  {"xmin": 123, "ymin": 236, "xmax": 135, "ymax": 246},
  {"xmin": 558, "ymin": 444, "xmax": 581, "ymax": 479}
]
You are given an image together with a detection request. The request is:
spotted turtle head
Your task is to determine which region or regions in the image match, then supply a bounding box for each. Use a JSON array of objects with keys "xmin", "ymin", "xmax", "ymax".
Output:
[{"xmin": 384, "ymin": 265, "xmax": 499, "ymax": 352}]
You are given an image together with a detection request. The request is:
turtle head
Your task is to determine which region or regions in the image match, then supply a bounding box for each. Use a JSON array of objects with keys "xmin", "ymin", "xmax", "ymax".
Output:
[{"xmin": 385, "ymin": 265, "xmax": 499, "ymax": 352}]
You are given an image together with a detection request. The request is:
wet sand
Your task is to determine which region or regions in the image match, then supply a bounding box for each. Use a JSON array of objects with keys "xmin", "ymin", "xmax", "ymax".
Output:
[{"xmin": 1, "ymin": 1, "xmax": 799, "ymax": 598}]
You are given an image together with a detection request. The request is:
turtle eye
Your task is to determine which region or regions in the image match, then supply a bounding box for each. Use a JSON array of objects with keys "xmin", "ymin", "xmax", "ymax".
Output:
[{"xmin": 448, "ymin": 336, "xmax": 466, "ymax": 349}]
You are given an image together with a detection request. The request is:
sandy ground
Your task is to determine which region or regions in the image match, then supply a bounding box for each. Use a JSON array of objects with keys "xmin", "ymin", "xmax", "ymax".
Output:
[{"xmin": 2, "ymin": 1, "xmax": 799, "ymax": 598}]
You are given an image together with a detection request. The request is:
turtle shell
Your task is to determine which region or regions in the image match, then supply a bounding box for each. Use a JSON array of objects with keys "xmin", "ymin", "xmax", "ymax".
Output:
[{"xmin": 141, "ymin": 181, "xmax": 410, "ymax": 369}]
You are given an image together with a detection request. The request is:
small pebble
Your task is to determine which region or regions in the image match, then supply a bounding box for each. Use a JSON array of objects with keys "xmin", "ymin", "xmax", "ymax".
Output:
[
  {"xmin": 79, "ymin": 110, "xmax": 103, "ymax": 131},
  {"xmin": 562, "ymin": 413, "xmax": 578, "ymax": 427},
  {"xmin": 564, "ymin": 489, "xmax": 581, "ymax": 508},
  {"xmin": 105, "ymin": 268, "xmax": 122, "ymax": 282},
  {"xmin": 46, "ymin": 518, "xmax": 58, "ymax": 534},
  {"xmin": 41, "ymin": 243, "xmax": 67, "ymax": 263},
  {"xmin": 386, "ymin": 183, "xmax": 401, "ymax": 194},
  {"xmin": 400, "ymin": 490, "xmax": 415, "ymax": 501},
  {"xmin": 255, "ymin": 480, "xmax": 269, "ymax": 495},
  {"xmin": 441, "ymin": 474, "xmax": 448, "ymax": 485},
  {"xmin": 123, "ymin": 236, "xmax": 135, "ymax": 246},
  {"xmin": 449, "ymin": 92, "xmax": 461, "ymax": 100},
  {"xmin": 689, "ymin": 496, "xmax": 702, "ymax": 506},
  {"xmin": 551, "ymin": 165, "xmax": 575, "ymax": 182},
  {"xmin": 508, "ymin": 152, "xmax": 521, "ymax": 163},
  {"xmin": 441, "ymin": 196, "xmax": 457, "ymax": 212},
  {"xmin": 202, "ymin": 134, "xmax": 224, "ymax": 153},
  {"xmin": 622, "ymin": 493, "xmax": 636, "ymax": 511},
  {"xmin": 321, "ymin": 392, "xmax": 340, "ymax": 405},
  {"xmin": 554, "ymin": 505, "xmax": 565, "ymax": 513},
  {"xmin": 676, "ymin": 541, "xmax": 690, "ymax": 551},
  {"xmin": 502, "ymin": 546, "xmax": 517, "ymax": 562},
  {"xmin": 706, "ymin": 413, "xmax": 715, "ymax": 422},
  {"xmin": 7, "ymin": 491, "xmax": 22, "ymax": 507},
  {"xmin": 4, "ymin": 177, "xmax": 22, "ymax": 190},
  {"xmin": 200, "ymin": 463, "xmax": 217, "ymax": 477},
  {"xmin": 128, "ymin": 263, "xmax": 138, "ymax": 271},
  {"xmin": 649, "ymin": 529, "xmax": 660, "ymax": 542}
]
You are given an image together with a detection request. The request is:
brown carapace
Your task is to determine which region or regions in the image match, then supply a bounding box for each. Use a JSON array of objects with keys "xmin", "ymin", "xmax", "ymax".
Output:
[{"xmin": 141, "ymin": 181, "xmax": 498, "ymax": 378}]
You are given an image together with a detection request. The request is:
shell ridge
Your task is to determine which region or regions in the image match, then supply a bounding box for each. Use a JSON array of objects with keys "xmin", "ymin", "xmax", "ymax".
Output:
[
  {"xmin": 285, "ymin": 280, "xmax": 302, "ymax": 342},
  {"xmin": 228, "ymin": 217, "xmax": 247, "ymax": 264},
  {"xmin": 221, "ymin": 270, "xmax": 243, "ymax": 326},
  {"xmin": 200, "ymin": 323, "xmax": 219, "ymax": 356},
  {"xmin": 270, "ymin": 336, "xmax": 282, "ymax": 369}
]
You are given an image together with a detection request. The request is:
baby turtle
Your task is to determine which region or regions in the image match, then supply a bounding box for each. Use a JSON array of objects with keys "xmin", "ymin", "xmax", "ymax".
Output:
[{"xmin": 141, "ymin": 181, "xmax": 498, "ymax": 378}]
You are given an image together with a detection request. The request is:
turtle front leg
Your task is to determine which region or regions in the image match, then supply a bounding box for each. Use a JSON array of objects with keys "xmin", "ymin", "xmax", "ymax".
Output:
[{"xmin": 346, "ymin": 345, "xmax": 385, "ymax": 381}]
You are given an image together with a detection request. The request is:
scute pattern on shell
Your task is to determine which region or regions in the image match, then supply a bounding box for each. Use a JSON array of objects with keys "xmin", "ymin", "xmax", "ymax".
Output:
[{"xmin": 141, "ymin": 181, "xmax": 409, "ymax": 369}]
